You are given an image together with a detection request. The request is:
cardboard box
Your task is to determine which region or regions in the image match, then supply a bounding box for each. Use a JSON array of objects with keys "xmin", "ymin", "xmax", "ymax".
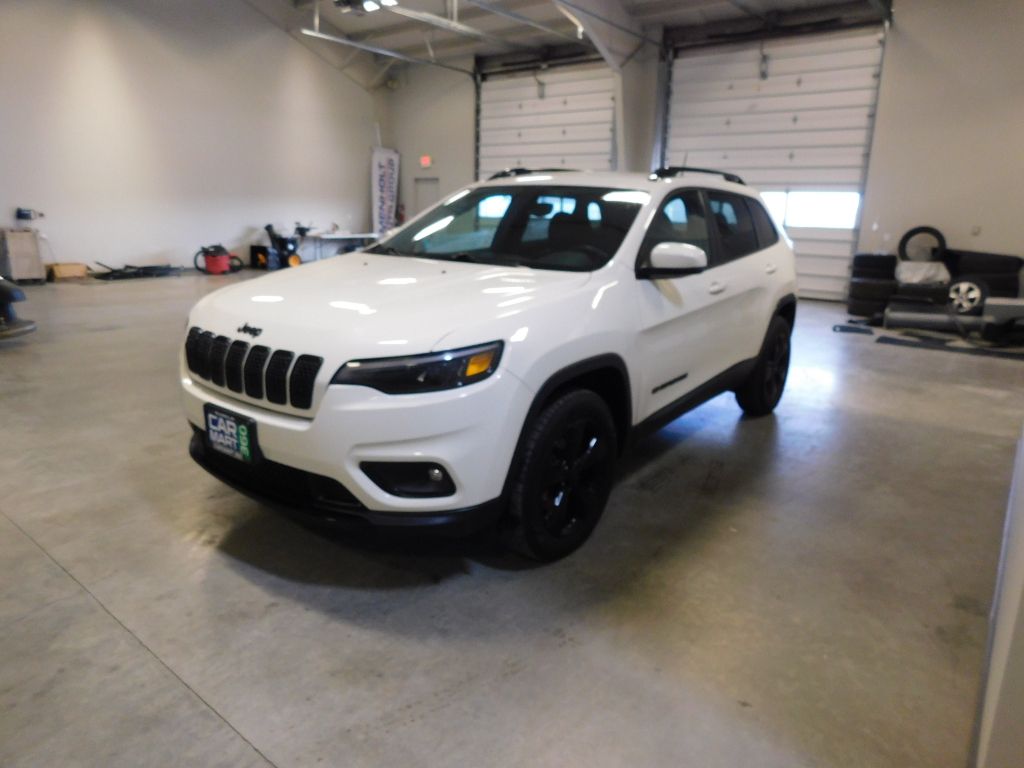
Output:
[{"xmin": 47, "ymin": 263, "xmax": 89, "ymax": 280}]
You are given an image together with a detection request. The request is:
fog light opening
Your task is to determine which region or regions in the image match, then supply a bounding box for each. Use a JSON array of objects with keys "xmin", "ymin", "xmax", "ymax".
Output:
[{"xmin": 361, "ymin": 461, "xmax": 456, "ymax": 498}]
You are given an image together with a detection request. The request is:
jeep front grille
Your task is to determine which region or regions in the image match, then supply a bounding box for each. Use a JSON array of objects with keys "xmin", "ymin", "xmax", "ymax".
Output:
[{"xmin": 185, "ymin": 327, "xmax": 323, "ymax": 411}]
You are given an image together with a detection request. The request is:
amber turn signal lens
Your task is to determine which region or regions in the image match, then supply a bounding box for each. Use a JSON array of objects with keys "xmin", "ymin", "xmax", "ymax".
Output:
[{"xmin": 464, "ymin": 350, "xmax": 496, "ymax": 378}]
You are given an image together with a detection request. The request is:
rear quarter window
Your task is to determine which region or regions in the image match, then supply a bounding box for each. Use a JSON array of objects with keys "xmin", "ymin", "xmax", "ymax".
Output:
[
  {"xmin": 707, "ymin": 191, "xmax": 759, "ymax": 262},
  {"xmin": 748, "ymin": 199, "xmax": 780, "ymax": 248}
]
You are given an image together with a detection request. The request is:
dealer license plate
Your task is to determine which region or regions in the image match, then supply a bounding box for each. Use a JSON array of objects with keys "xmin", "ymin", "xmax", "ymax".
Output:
[{"xmin": 204, "ymin": 405, "xmax": 257, "ymax": 463}]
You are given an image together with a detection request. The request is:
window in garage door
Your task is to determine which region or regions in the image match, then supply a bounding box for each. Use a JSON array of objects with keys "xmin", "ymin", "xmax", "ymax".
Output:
[
  {"xmin": 478, "ymin": 64, "xmax": 616, "ymax": 180},
  {"xmin": 665, "ymin": 28, "xmax": 885, "ymax": 299}
]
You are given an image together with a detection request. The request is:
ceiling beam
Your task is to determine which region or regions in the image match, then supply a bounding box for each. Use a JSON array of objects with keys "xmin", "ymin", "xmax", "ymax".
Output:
[
  {"xmin": 552, "ymin": 0, "xmax": 656, "ymax": 70},
  {"xmin": 464, "ymin": 0, "xmax": 585, "ymax": 44},
  {"xmin": 727, "ymin": 0, "xmax": 767, "ymax": 20},
  {"xmin": 300, "ymin": 28, "xmax": 475, "ymax": 75},
  {"xmin": 383, "ymin": 5, "xmax": 532, "ymax": 50}
]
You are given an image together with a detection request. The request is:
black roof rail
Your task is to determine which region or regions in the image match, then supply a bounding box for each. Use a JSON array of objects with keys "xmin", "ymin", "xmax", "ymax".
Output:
[
  {"xmin": 649, "ymin": 166, "xmax": 745, "ymax": 185},
  {"xmin": 487, "ymin": 167, "xmax": 579, "ymax": 180}
]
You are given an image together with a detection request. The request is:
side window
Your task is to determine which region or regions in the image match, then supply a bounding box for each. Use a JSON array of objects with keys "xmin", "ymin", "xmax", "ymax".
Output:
[
  {"xmin": 707, "ymin": 191, "xmax": 759, "ymax": 262},
  {"xmin": 638, "ymin": 190, "xmax": 709, "ymax": 264},
  {"xmin": 748, "ymin": 199, "xmax": 780, "ymax": 248}
]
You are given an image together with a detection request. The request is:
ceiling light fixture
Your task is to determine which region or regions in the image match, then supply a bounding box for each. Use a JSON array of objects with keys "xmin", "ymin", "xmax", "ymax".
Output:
[{"xmin": 334, "ymin": 0, "xmax": 397, "ymax": 12}]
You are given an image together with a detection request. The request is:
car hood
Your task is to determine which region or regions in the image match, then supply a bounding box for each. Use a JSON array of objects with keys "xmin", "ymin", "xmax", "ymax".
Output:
[{"xmin": 189, "ymin": 253, "xmax": 593, "ymax": 360}]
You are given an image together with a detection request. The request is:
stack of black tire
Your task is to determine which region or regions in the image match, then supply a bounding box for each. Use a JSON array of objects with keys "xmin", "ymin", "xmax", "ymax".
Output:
[{"xmin": 847, "ymin": 253, "xmax": 898, "ymax": 319}]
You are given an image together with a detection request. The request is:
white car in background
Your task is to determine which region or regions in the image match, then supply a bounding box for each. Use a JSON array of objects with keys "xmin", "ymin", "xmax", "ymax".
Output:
[{"xmin": 180, "ymin": 167, "xmax": 797, "ymax": 561}]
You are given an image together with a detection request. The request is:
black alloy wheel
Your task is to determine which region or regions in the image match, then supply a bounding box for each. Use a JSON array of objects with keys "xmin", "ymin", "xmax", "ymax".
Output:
[
  {"xmin": 509, "ymin": 390, "xmax": 617, "ymax": 561},
  {"xmin": 735, "ymin": 315, "xmax": 792, "ymax": 417},
  {"xmin": 763, "ymin": 330, "xmax": 790, "ymax": 405}
]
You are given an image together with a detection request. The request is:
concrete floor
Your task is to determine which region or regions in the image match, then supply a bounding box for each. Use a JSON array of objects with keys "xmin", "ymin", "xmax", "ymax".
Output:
[{"xmin": 2, "ymin": 274, "xmax": 1023, "ymax": 768}]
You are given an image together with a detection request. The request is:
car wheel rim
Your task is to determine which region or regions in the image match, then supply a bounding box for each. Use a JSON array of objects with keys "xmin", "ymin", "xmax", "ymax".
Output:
[
  {"xmin": 539, "ymin": 417, "xmax": 609, "ymax": 539},
  {"xmin": 763, "ymin": 332, "xmax": 790, "ymax": 404},
  {"xmin": 949, "ymin": 282, "xmax": 982, "ymax": 313}
]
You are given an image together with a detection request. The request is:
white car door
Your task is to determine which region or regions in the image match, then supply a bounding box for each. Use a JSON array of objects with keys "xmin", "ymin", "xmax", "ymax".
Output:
[
  {"xmin": 702, "ymin": 189, "xmax": 775, "ymax": 365},
  {"xmin": 632, "ymin": 189, "xmax": 737, "ymax": 420}
]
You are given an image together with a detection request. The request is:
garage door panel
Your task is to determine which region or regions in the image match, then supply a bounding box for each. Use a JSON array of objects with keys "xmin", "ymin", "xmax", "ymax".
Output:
[
  {"xmin": 482, "ymin": 93, "xmax": 614, "ymax": 119},
  {"xmin": 481, "ymin": 140, "xmax": 611, "ymax": 159},
  {"xmin": 680, "ymin": 88, "xmax": 877, "ymax": 117},
  {"xmin": 666, "ymin": 28, "xmax": 883, "ymax": 301},
  {"xmin": 793, "ymin": 254, "xmax": 855, "ymax": 278},
  {"xmin": 679, "ymin": 47, "xmax": 883, "ymax": 83},
  {"xmin": 479, "ymin": 63, "xmax": 616, "ymax": 181},
  {"xmin": 670, "ymin": 128, "xmax": 870, "ymax": 152},
  {"xmin": 482, "ymin": 66, "xmax": 613, "ymax": 91},
  {"xmin": 480, "ymin": 153, "xmax": 612, "ymax": 176},
  {"xmin": 683, "ymin": 30, "xmax": 881, "ymax": 70},
  {"xmin": 480, "ymin": 108, "xmax": 614, "ymax": 132},
  {"xmin": 788, "ymin": 227, "xmax": 858, "ymax": 243},
  {"xmin": 792, "ymin": 239, "xmax": 858, "ymax": 259},
  {"xmin": 481, "ymin": 79, "xmax": 614, "ymax": 104},
  {"xmin": 480, "ymin": 124, "xmax": 612, "ymax": 146},
  {"xmin": 671, "ymin": 106, "xmax": 874, "ymax": 137},
  {"xmin": 674, "ymin": 66, "xmax": 879, "ymax": 103},
  {"xmin": 722, "ymin": 168, "xmax": 867, "ymax": 186},
  {"xmin": 681, "ymin": 147, "xmax": 867, "ymax": 169}
]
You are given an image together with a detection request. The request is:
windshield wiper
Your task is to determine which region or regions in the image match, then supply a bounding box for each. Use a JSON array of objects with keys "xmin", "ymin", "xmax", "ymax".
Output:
[{"xmin": 370, "ymin": 246, "xmax": 407, "ymax": 256}]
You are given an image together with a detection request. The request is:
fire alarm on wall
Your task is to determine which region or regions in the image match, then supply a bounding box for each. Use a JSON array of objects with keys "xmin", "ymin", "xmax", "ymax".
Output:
[{"xmin": 419, "ymin": 155, "xmax": 432, "ymax": 168}]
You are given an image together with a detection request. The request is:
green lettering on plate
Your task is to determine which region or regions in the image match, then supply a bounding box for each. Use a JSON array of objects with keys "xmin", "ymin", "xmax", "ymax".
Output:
[{"xmin": 238, "ymin": 424, "xmax": 251, "ymax": 461}]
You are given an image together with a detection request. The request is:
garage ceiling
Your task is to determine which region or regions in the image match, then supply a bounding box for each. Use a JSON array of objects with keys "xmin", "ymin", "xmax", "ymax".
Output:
[{"xmin": 263, "ymin": 0, "xmax": 890, "ymax": 85}]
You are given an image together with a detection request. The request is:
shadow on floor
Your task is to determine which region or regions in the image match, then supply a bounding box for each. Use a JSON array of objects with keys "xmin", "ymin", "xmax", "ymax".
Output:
[{"xmin": 211, "ymin": 407, "xmax": 780, "ymax": 600}]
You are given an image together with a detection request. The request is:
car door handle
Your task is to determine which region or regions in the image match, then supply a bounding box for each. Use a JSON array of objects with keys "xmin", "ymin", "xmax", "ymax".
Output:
[
  {"xmin": 708, "ymin": 281, "xmax": 727, "ymax": 295},
  {"xmin": 765, "ymin": 263, "xmax": 777, "ymax": 275}
]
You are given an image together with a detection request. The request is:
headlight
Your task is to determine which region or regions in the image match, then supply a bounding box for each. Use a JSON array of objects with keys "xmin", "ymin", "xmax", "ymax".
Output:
[{"xmin": 330, "ymin": 341, "xmax": 503, "ymax": 394}]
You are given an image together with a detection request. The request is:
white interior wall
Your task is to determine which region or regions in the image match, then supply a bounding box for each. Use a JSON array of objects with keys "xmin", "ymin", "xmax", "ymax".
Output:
[
  {"xmin": 375, "ymin": 62, "xmax": 477, "ymax": 218},
  {"xmin": 0, "ymin": 0, "xmax": 379, "ymax": 268},
  {"xmin": 858, "ymin": 0, "xmax": 1024, "ymax": 256},
  {"xmin": 378, "ymin": 50, "xmax": 662, "ymax": 219}
]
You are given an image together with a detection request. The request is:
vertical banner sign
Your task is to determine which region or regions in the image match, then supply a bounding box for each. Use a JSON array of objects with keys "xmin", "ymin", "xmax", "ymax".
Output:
[{"xmin": 371, "ymin": 147, "xmax": 400, "ymax": 235}]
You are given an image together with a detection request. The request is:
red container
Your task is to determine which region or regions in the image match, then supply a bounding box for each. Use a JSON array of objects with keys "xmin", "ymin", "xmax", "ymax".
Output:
[{"xmin": 202, "ymin": 252, "xmax": 231, "ymax": 274}]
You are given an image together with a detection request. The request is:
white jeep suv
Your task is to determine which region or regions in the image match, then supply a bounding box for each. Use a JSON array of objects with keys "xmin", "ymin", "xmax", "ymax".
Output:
[{"xmin": 181, "ymin": 167, "xmax": 797, "ymax": 560}]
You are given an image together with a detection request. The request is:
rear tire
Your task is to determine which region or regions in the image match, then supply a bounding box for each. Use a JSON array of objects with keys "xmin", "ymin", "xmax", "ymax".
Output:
[
  {"xmin": 898, "ymin": 226, "xmax": 947, "ymax": 262},
  {"xmin": 735, "ymin": 316, "xmax": 791, "ymax": 417},
  {"xmin": 508, "ymin": 390, "xmax": 617, "ymax": 562}
]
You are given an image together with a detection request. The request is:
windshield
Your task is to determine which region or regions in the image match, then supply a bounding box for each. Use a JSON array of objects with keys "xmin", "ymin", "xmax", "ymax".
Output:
[{"xmin": 368, "ymin": 185, "xmax": 650, "ymax": 271}]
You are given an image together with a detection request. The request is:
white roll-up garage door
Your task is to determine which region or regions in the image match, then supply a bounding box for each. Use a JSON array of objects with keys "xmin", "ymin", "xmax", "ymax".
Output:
[
  {"xmin": 666, "ymin": 29, "xmax": 885, "ymax": 299},
  {"xmin": 478, "ymin": 64, "xmax": 616, "ymax": 180}
]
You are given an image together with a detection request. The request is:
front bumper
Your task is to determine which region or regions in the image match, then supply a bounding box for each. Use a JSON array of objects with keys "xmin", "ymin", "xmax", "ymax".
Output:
[
  {"xmin": 189, "ymin": 430, "xmax": 502, "ymax": 533},
  {"xmin": 181, "ymin": 360, "xmax": 532, "ymax": 514}
]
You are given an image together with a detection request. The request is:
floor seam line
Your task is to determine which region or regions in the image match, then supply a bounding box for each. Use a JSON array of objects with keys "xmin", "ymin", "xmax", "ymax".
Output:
[{"xmin": 0, "ymin": 508, "xmax": 280, "ymax": 768}]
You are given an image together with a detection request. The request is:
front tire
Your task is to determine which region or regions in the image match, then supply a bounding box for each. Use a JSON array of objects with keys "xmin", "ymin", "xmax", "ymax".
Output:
[
  {"xmin": 735, "ymin": 315, "xmax": 792, "ymax": 417},
  {"xmin": 508, "ymin": 390, "xmax": 617, "ymax": 562}
]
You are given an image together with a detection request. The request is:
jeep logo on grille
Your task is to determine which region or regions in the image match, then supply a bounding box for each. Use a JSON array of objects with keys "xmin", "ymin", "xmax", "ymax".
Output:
[{"xmin": 238, "ymin": 323, "xmax": 262, "ymax": 337}]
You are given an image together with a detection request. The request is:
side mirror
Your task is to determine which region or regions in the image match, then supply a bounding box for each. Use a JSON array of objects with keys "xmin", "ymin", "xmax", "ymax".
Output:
[{"xmin": 637, "ymin": 242, "xmax": 708, "ymax": 278}]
